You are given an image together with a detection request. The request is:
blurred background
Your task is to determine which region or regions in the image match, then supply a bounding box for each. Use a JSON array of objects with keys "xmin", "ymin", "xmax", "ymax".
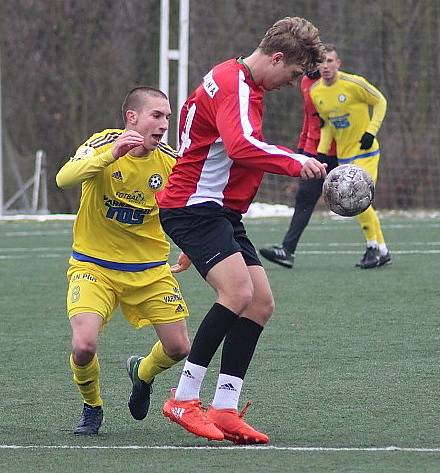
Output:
[{"xmin": 0, "ymin": 0, "xmax": 439, "ymax": 213}]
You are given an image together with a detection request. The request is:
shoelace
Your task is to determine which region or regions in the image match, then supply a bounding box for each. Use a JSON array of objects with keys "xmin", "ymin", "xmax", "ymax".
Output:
[
  {"xmin": 238, "ymin": 400, "xmax": 253, "ymax": 418},
  {"xmin": 185, "ymin": 400, "xmax": 215, "ymax": 426},
  {"xmin": 169, "ymin": 387, "xmax": 253, "ymax": 423}
]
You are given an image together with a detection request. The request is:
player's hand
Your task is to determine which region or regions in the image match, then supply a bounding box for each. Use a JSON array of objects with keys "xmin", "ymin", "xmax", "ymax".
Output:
[
  {"xmin": 300, "ymin": 158, "xmax": 327, "ymax": 180},
  {"xmin": 111, "ymin": 130, "xmax": 145, "ymax": 159},
  {"xmin": 170, "ymin": 252, "xmax": 192, "ymax": 273},
  {"xmin": 359, "ymin": 132, "xmax": 375, "ymax": 150}
]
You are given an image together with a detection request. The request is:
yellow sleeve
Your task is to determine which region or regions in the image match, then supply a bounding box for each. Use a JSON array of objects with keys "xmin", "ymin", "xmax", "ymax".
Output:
[
  {"xmin": 317, "ymin": 120, "xmax": 334, "ymax": 154},
  {"xmin": 56, "ymin": 145, "xmax": 116, "ymax": 188},
  {"xmin": 355, "ymin": 77, "xmax": 387, "ymax": 136}
]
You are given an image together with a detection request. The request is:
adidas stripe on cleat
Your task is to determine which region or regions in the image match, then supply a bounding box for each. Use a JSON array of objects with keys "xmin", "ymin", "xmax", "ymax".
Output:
[{"xmin": 162, "ymin": 390, "xmax": 224, "ymax": 441}]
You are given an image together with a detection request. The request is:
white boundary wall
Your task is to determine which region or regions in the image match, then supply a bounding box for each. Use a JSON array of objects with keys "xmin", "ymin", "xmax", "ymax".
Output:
[{"xmin": 0, "ymin": 204, "xmax": 438, "ymax": 222}]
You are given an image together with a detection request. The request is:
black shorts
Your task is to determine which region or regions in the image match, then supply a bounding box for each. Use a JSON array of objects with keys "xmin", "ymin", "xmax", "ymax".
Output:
[{"xmin": 159, "ymin": 202, "xmax": 262, "ymax": 279}]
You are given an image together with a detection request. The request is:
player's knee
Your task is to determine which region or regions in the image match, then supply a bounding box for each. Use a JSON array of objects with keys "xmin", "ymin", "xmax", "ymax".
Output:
[
  {"xmin": 72, "ymin": 338, "xmax": 98, "ymax": 365},
  {"xmin": 233, "ymin": 287, "xmax": 254, "ymax": 314},
  {"xmin": 258, "ymin": 295, "xmax": 275, "ymax": 323},
  {"xmin": 219, "ymin": 284, "xmax": 254, "ymax": 314}
]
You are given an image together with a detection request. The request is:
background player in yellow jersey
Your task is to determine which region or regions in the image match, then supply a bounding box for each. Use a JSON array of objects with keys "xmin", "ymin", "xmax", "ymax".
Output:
[
  {"xmin": 311, "ymin": 44, "xmax": 392, "ymax": 269},
  {"xmin": 56, "ymin": 86, "xmax": 190, "ymax": 435}
]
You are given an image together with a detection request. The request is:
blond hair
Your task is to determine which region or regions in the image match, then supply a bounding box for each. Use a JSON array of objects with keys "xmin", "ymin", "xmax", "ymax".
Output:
[{"xmin": 259, "ymin": 17, "xmax": 324, "ymax": 71}]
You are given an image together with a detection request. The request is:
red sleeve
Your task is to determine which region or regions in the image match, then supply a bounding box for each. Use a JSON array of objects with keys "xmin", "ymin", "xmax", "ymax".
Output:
[
  {"xmin": 297, "ymin": 99, "xmax": 308, "ymax": 150},
  {"xmin": 215, "ymin": 91, "xmax": 306, "ymax": 177}
]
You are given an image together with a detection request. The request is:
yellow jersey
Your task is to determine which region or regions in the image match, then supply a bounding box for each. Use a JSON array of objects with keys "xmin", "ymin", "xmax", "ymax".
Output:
[
  {"xmin": 56, "ymin": 129, "xmax": 177, "ymax": 269},
  {"xmin": 310, "ymin": 71, "xmax": 387, "ymax": 162}
]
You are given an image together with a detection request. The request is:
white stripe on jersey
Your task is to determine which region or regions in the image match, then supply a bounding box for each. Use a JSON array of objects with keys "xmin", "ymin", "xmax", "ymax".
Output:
[
  {"xmin": 187, "ymin": 140, "xmax": 233, "ymax": 206},
  {"xmin": 237, "ymin": 70, "xmax": 309, "ymax": 165}
]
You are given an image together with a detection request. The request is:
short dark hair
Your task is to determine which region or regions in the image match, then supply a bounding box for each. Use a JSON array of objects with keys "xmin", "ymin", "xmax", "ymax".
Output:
[
  {"xmin": 121, "ymin": 86, "xmax": 168, "ymax": 125},
  {"xmin": 323, "ymin": 43, "xmax": 337, "ymax": 54},
  {"xmin": 258, "ymin": 16, "xmax": 324, "ymax": 71}
]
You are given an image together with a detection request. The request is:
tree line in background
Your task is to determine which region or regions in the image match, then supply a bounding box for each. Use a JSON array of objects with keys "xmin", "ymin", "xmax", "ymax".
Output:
[{"xmin": 1, "ymin": 0, "xmax": 439, "ymax": 212}]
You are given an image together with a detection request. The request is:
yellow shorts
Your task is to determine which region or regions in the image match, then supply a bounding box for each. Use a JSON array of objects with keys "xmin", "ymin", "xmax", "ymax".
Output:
[
  {"xmin": 350, "ymin": 153, "xmax": 380, "ymax": 183},
  {"xmin": 66, "ymin": 258, "xmax": 189, "ymax": 328}
]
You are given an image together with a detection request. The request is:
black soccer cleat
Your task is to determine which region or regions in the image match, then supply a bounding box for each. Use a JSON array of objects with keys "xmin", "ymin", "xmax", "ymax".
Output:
[
  {"xmin": 127, "ymin": 355, "xmax": 154, "ymax": 420},
  {"xmin": 259, "ymin": 245, "xmax": 294, "ymax": 268},
  {"xmin": 378, "ymin": 251, "xmax": 392, "ymax": 267},
  {"xmin": 74, "ymin": 404, "xmax": 103, "ymax": 435},
  {"xmin": 356, "ymin": 246, "xmax": 380, "ymax": 269}
]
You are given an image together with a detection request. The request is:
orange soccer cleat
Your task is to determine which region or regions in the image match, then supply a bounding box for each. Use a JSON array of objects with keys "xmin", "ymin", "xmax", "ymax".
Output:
[
  {"xmin": 206, "ymin": 401, "xmax": 269, "ymax": 445},
  {"xmin": 162, "ymin": 390, "xmax": 224, "ymax": 441}
]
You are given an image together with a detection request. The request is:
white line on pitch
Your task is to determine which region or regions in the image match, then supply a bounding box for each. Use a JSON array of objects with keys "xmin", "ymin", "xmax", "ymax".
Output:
[
  {"xmin": 2, "ymin": 445, "xmax": 440, "ymax": 452},
  {"xmin": 297, "ymin": 250, "xmax": 440, "ymax": 255},
  {"xmin": 0, "ymin": 247, "xmax": 70, "ymax": 253},
  {"xmin": 0, "ymin": 254, "xmax": 67, "ymax": 259},
  {"xmin": 1, "ymin": 250, "xmax": 440, "ymax": 260},
  {"xmin": 3, "ymin": 230, "xmax": 71, "ymax": 236}
]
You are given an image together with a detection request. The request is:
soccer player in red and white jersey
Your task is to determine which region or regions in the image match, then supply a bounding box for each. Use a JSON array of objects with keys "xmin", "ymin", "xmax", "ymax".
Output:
[
  {"xmin": 259, "ymin": 70, "xmax": 338, "ymax": 268},
  {"xmin": 157, "ymin": 17, "xmax": 327, "ymax": 444}
]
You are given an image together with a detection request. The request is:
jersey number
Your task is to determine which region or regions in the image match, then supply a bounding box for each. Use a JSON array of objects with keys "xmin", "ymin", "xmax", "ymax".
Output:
[{"xmin": 178, "ymin": 103, "xmax": 196, "ymax": 156}]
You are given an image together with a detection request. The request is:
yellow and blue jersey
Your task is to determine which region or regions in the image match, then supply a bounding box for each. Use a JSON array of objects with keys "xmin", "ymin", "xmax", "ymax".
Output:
[
  {"xmin": 56, "ymin": 129, "xmax": 177, "ymax": 269},
  {"xmin": 310, "ymin": 71, "xmax": 387, "ymax": 163}
]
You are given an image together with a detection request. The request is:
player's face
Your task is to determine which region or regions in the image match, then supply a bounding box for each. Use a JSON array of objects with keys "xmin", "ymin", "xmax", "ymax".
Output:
[
  {"xmin": 263, "ymin": 56, "xmax": 304, "ymax": 91},
  {"xmin": 319, "ymin": 51, "xmax": 341, "ymax": 84},
  {"xmin": 135, "ymin": 96, "xmax": 172, "ymax": 151}
]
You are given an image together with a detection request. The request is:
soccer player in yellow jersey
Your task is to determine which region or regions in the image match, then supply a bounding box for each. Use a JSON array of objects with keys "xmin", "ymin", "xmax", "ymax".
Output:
[
  {"xmin": 310, "ymin": 44, "xmax": 392, "ymax": 269},
  {"xmin": 56, "ymin": 86, "xmax": 190, "ymax": 435}
]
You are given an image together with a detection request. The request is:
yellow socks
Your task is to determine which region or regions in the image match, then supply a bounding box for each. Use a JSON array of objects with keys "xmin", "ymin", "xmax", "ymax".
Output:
[
  {"xmin": 138, "ymin": 341, "xmax": 177, "ymax": 383},
  {"xmin": 70, "ymin": 343, "xmax": 178, "ymax": 406},
  {"xmin": 70, "ymin": 353, "xmax": 103, "ymax": 407},
  {"xmin": 356, "ymin": 206, "xmax": 385, "ymax": 244}
]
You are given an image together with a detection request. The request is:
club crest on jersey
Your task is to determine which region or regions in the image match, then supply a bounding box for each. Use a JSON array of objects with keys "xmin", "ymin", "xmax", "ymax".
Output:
[
  {"xmin": 112, "ymin": 170, "xmax": 123, "ymax": 181},
  {"xmin": 148, "ymin": 174, "xmax": 163, "ymax": 190},
  {"xmin": 338, "ymin": 94, "xmax": 347, "ymax": 103}
]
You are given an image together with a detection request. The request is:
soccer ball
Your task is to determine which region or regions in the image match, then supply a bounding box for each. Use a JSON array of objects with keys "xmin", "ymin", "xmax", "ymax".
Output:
[{"xmin": 322, "ymin": 164, "xmax": 374, "ymax": 217}]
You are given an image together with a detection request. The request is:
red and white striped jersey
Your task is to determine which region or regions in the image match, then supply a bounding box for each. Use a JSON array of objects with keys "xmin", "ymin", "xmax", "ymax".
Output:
[{"xmin": 156, "ymin": 58, "xmax": 309, "ymax": 214}]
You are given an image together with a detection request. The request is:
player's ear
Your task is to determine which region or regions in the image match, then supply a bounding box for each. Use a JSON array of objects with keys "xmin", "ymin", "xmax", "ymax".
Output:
[
  {"xmin": 272, "ymin": 52, "xmax": 284, "ymax": 65},
  {"xmin": 126, "ymin": 109, "xmax": 137, "ymax": 125}
]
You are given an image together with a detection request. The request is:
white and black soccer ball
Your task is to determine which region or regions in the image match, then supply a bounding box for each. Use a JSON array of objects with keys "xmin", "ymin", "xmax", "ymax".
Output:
[{"xmin": 322, "ymin": 164, "xmax": 375, "ymax": 217}]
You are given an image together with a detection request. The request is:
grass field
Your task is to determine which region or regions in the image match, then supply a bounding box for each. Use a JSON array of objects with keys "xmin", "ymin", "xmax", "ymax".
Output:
[{"xmin": 1, "ymin": 214, "xmax": 439, "ymax": 472}]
